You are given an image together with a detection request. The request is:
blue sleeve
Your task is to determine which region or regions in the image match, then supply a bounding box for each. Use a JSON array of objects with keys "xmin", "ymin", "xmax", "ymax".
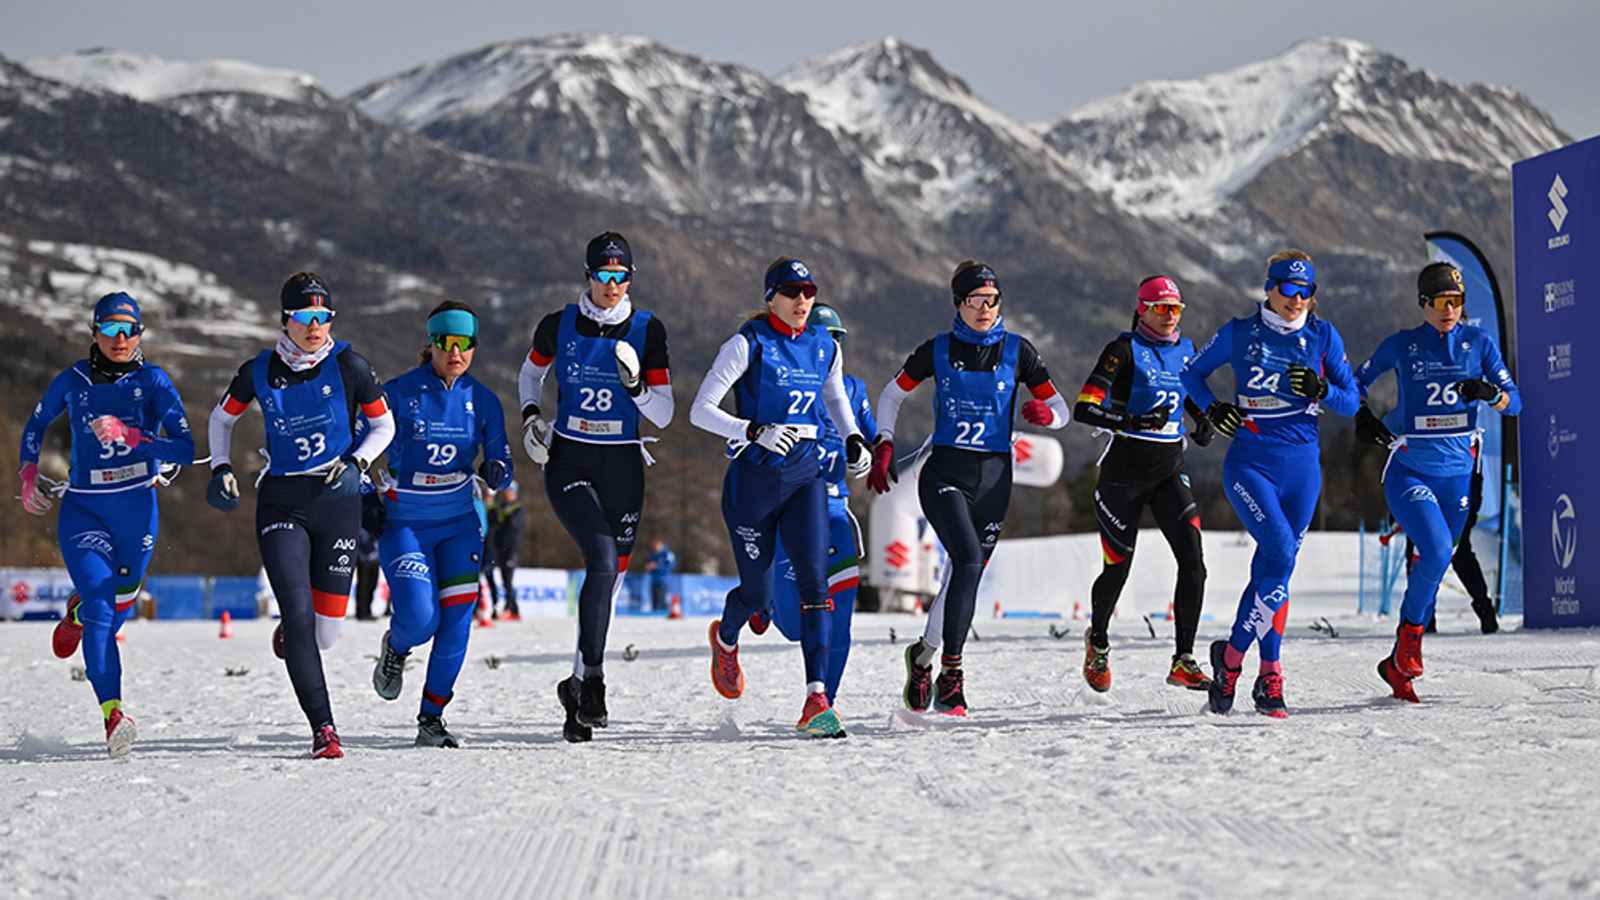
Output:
[
  {"xmin": 1354, "ymin": 333, "xmax": 1398, "ymax": 398},
  {"xmin": 1180, "ymin": 322, "xmax": 1233, "ymax": 410},
  {"xmin": 851, "ymin": 376, "xmax": 878, "ymax": 440},
  {"xmin": 1318, "ymin": 324, "xmax": 1360, "ymax": 417},
  {"xmin": 478, "ymin": 384, "xmax": 514, "ymax": 488},
  {"xmin": 1481, "ymin": 337, "xmax": 1521, "ymax": 416},
  {"xmin": 143, "ymin": 369, "xmax": 197, "ymax": 465},
  {"xmin": 20, "ymin": 371, "xmax": 71, "ymax": 468}
]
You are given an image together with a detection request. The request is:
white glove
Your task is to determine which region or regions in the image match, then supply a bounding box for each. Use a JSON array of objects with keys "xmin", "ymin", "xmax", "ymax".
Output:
[
  {"xmin": 218, "ymin": 469, "xmax": 240, "ymax": 500},
  {"xmin": 845, "ymin": 434, "xmax": 872, "ymax": 479},
  {"xmin": 750, "ymin": 423, "xmax": 804, "ymax": 455},
  {"xmin": 522, "ymin": 415, "xmax": 552, "ymax": 466},
  {"xmin": 614, "ymin": 341, "xmax": 643, "ymax": 396}
]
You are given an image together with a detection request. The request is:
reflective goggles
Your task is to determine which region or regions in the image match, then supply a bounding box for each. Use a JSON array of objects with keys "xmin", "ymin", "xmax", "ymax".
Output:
[
  {"xmin": 589, "ymin": 269, "xmax": 631, "ymax": 285},
  {"xmin": 774, "ymin": 282, "xmax": 818, "ymax": 300},
  {"xmin": 288, "ymin": 308, "xmax": 335, "ymax": 326},
  {"xmin": 961, "ymin": 292, "xmax": 1002, "ymax": 310},
  {"xmin": 96, "ymin": 320, "xmax": 143, "ymax": 338},
  {"xmin": 431, "ymin": 334, "xmax": 477, "ymax": 353},
  {"xmin": 1423, "ymin": 292, "xmax": 1466, "ymax": 311},
  {"xmin": 1272, "ymin": 280, "xmax": 1316, "ymax": 300}
]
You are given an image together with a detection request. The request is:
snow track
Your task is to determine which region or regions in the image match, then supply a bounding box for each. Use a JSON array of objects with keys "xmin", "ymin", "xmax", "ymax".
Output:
[{"xmin": 3, "ymin": 612, "xmax": 1597, "ymax": 898}]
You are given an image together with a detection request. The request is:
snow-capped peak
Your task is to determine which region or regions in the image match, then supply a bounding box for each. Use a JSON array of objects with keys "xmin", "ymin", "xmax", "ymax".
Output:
[
  {"xmin": 349, "ymin": 33, "xmax": 768, "ymax": 129},
  {"xmin": 778, "ymin": 37, "xmax": 1071, "ymax": 218},
  {"xmin": 23, "ymin": 48, "xmax": 325, "ymax": 103},
  {"xmin": 1045, "ymin": 37, "xmax": 1567, "ymax": 217}
]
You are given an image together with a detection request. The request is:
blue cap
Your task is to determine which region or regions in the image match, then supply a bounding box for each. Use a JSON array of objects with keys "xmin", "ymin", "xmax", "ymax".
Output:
[
  {"xmin": 764, "ymin": 258, "xmax": 815, "ymax": 301},
  {"xmin": 427, "ymin": 308, "xmax": 478, "ymax": 338},
  {"xmin": 93, "ymin": 292, "xmax": 141, "ymax": 324},
  {"xmin": 1264, "ymin": 258, "xmax": 1316, "ymax": 293}
]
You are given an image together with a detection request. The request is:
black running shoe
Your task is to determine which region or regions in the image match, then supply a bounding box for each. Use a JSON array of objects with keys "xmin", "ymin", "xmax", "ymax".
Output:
[
  {"xmin": 934, "ymin": 668, "xmax": 967, "ymax": 717},
  {"xmin": 415, "ymin": 713, "xmax": 459, "ymax": 748},
  {"xmin": 1207, "ymin": 639, "xmax": 1240, "ymax": 715},
  {"xmin": 372, "ymin": 630, "xmax": 408, "ymax": 701},
  {"xmin": 557, "ymin": 676, "xmax": 592, "ymax": 743},
  {"xmin": 903, "ymin": 640, "xmax": 934, "ymax": 712},
  {"xmin": 578, "ymin": 675, "xmax": 608, "ymax": 728}
]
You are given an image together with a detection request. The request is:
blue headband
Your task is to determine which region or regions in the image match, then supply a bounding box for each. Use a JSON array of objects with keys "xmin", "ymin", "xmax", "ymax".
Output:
[
  {"xmin": 427, "ymin": 309, "xmax": 478, "ymax": 338},
  {"xmin": 764, "ymin": 259, "xmax": 815, "ymax": 300},
  {"xmin": 1264, "ymin": 258, "xmax": 1316, "ymax": 292}
]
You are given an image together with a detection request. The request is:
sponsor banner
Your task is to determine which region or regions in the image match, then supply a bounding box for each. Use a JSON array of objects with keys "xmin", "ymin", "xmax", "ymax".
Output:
[
  {"xmin": 0, "ymin": 569, "xmax": 75, "ymax": 620},
  {"xmin": 1513, "ymin": 134, "xmax": 1600, "ymax": 627}
]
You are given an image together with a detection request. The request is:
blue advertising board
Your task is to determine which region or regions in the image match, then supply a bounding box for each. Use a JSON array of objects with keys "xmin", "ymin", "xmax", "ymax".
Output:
[{"xmin": 1512, "ymin": 134, "xmax": 1600, "ymax": 628}]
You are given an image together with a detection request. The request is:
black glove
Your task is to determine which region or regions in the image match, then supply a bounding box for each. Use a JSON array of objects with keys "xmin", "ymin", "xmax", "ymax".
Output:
[
  {"xmin": 206, "ymin": 464, "xmax": 241, "ymax": 512},
  {"xmin": 361, "ymin": 489, "xmax": 387, "ymax": 538},
  {"xmin": 478, "ymin": 458, "xmax": 510, "ymax": 490},
  {"xmin": 1188, "ymin": 410, "xmax": 1215, "ymax": 447},
  {"xmin": 325, "ymin": 456, "xmax": 364, "ymax": 498},
  {"xmin": 1286, "ymin": 365, "xmax": 1329, "ymax": 400},
  {"xmin": 1206, "ymin": 401, "xmax": 1245, "ymax": 438},
  {"xmin": 1354, "ymin": 405, "xmax": 1396, "ymax": 447},
  {"xmin": 1128, "ymin": 408, "xmax": 1170, "ymax": 432},
  {"xmin": 845, "ymin": 433, "xmax": 872, "ymax": 479},
  {"xmin": 1454, "ymin": 379, "xmax": 1503, "ymax": 405}
]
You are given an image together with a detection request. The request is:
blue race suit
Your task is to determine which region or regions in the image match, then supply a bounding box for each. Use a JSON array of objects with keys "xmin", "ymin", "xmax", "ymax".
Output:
[
  {"xmin": 1181, "ymin": 310, "xmax": 1358, "ymax": 665},
  {"xmin": 1356, "ymin": 323, "xmax": 1520, "ymax": 626},
  {"xmin": 770, "ymin": 372, "xmax": 876, "ymax": 701},
  {"xmin": 20, "ymin": 360, "xmax": 194, "ymax": 709},
  {"xmin": 716, "ymin": 317, "xmax": 838, "ymax": 686},
  {"xmin": 379, "ymin": 365, "xmax": 512, "ymax": 717}
]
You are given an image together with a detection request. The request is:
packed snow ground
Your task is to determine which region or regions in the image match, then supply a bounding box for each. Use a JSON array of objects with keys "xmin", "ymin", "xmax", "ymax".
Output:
[{"xmin": 4, "ymin": 597, "xmax": 1599, "ymax": 898}]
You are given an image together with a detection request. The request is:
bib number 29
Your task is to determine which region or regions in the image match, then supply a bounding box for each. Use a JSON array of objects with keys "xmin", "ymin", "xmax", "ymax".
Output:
[
  {"xmin": 953, "ymin": 421, "xmax": 988, "ymax": 446},
  {"xmin": 426, "ymin": 443, "xmax": 457, "ymax": 466}
]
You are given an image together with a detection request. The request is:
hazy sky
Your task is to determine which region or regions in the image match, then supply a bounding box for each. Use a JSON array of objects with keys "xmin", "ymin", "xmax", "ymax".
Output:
[{"xmin": 6, "ymin": 0, "xmax": 1597, "ymax": 136}]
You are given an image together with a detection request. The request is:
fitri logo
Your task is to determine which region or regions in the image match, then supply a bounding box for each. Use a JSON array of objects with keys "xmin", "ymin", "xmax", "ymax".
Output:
[{"xmin": 1552, "ymin": 493, "xmax": 1577, "ymax": 570}]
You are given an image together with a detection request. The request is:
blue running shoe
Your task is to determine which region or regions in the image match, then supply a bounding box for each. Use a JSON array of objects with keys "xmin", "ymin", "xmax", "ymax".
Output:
[{"xmin": 1207, "ymin": 640, "xmax": 1240, "ymax": 714}]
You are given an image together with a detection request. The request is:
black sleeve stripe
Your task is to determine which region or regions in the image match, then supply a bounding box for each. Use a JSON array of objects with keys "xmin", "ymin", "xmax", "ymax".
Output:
[
  {"xmin": 338, "ymin": 348, "xmax": 386, "ymax": 405},
  {"xmin": 1018, "ymin": 337, "xmax": 1051, "ymax": 388},
  {"xmin": 643, "ymin": 315, "xmax": 670, "ymax": 371},
  {"xmin": 531, "ymin": 311, "xmax": 562, "ymax": 361}
]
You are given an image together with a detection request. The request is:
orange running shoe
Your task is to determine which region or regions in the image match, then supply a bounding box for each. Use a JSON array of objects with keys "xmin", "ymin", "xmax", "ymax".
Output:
[{"xmin": 708, "ymin": 620, "xmax": 744, "ymax": 699}]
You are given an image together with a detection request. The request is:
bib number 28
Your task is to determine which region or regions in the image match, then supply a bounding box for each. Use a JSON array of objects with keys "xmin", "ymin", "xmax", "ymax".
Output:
[{"xmin": 579, "ymin": 387, "xmax": 614, "ymax": 412}]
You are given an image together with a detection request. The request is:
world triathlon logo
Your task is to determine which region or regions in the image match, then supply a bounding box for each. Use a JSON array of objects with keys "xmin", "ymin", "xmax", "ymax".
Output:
[{"xmin": 1551, "ymin": 493, "xmax": 1577, "ymax": 570}]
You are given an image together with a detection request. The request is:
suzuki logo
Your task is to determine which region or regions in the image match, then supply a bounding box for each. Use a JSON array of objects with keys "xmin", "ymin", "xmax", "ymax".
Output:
[
  {"xmin": 1013, "ymin": 437, "xmax": 1033, "ymax": 465},
  {"xmin": 1552, "ymin": 493, "xmax": 1577, "ymax": 570},
  {"xmin": 884, "ymin": 540, "xmax": 910, "ymax": 570},
  {"xmin": 1549, "ymin": 174, "xmax": 1569, "ymax": 232}
]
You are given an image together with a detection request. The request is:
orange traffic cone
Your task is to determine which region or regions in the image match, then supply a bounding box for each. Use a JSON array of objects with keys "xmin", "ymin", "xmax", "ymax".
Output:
[
  {"xmin": 475, "ymin": 592, "xmax": 494, "ymax": 628},
  {"xmin": 219, "ymin": 610, "xmax": 234, "ymax": 639},
  {"xmin": 668, "ymin": 593, "xmax": 683, "ymax": 620},
  {"xmin": 993, "ymin": 599, "xmax": 1002, "ymax": 619},
  {"xmin": 1072, "ymin": 600, "xmax": 1082, "ymax": 620},
  {"xmin": 1166, "ymin": 600, "xmax": 1174, "ymax": 619}
]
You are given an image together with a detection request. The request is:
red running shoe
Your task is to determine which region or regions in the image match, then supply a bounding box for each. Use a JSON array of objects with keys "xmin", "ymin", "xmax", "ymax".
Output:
[
  {"xmin": 708, "ymin": 620, "xmax": 744, "ymax": 699},
  {"xmin": 748, "ymin": 609, "xmax": 771, "ymax": 635},
  {"xmin": 796, "ymin": 690, "xmax": 845, "ymax": 738},
  {"xmin": 1394, "ymin": 623, "xmax": 1425, "ymax": 678},
  {"xmin": 53, "ymin": 593, "xmax": 83, "ymax": 659},
  {"xmin": 1082, "ymin": 633, "xmax": 1111, "ymax": 693},
  {"xmin": 104, "ymin": 707, "xmax": 137, "ymax": 759},
  {"xmin": 1378, "ymin": 656, "xmax": 1419, "ymax": 703},
  {"xmin": 311, "ymin": 724, "xmax": 343, "ymax": 759}
]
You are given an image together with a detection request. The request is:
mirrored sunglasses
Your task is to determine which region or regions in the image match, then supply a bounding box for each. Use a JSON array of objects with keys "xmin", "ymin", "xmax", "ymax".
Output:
[
  {"xmin": 289, "ymin": 309, "xmax": 335, "ymax": 326},
  {"xmin": 1424, "ymin": 293, "xmax": 1466, "ymax": 311},
  {"xmin": 1274, "ymin": 281, "xmax": 1316, "ymax": 300},
  {"xmin": 96, "ymin": 320, "xmax": 143, "ymax": 338},
  {"xmin": 431, "ymin": 334, "xmax": 477, "ymax": 352},
  {"xmin": 962, "ymin": 293, "xmax": 1002, "ymax": 309},
  {"xmin": 590, "ymin": 269, "xmax": 631, "ymax": 285}
]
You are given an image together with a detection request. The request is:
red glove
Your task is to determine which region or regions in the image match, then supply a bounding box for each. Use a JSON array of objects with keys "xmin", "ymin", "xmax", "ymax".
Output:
[
  {"xmin": 90, "ymin": 415, "xmax": 142, "ymax": 448},
  {"xmin": 19, "ymin": 462, "xmax": 51, "ymax": 515},
  {"xmin": 866, "ymin": 439, "xmax": 896, "ymax": 494},
  {"xmin": 1022, "ymin": 399, "xmax": 1053, "ymax": 426}
]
